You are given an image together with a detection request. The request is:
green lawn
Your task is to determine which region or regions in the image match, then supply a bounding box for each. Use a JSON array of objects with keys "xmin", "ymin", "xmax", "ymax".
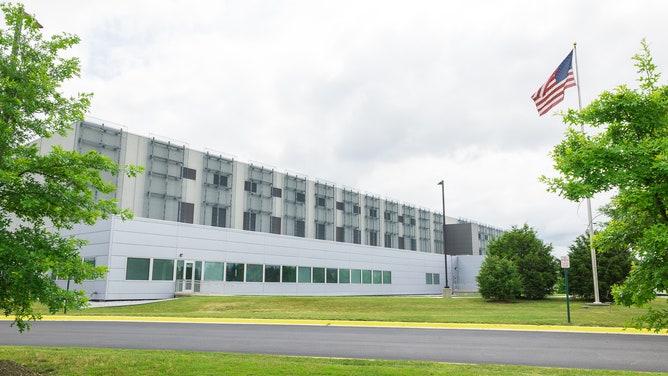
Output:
[
  {"xmin": 0, "ymin": 346, "xmax": 662, "ymax": 376},
  {"xmin": 67, "ymin": 295, "xmax": 667, "ymax": 329},
  {"xmin": 3, "ymin": 295, "xmax": 667, "ymax": 375}
]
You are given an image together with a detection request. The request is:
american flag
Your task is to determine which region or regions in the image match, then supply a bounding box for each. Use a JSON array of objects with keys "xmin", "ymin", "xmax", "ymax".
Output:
[{"xmin": 531, "ymin": 50, "xmax": 577, "ymax": 116}]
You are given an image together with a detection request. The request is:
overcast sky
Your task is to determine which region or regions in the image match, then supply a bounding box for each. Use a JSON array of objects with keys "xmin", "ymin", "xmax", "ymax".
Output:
[{"xmin": 15, "ymin": 1, "xmax": 668, "ymax": 255}]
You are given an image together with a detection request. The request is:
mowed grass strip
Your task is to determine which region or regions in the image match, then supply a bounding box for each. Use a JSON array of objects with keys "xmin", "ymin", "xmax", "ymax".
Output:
[
  {"xmin": 62, "ymin": 295, "xmax": 668, "ymax": 328},
  {"xmin": 0, "ymin": 346, "xmax": 661, "ymax": 376}
]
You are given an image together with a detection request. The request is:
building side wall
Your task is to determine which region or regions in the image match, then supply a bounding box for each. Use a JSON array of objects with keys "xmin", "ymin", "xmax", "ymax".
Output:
[
  {"xmin": 57, "ymin": 219, "xmax": 113, "ymax": 299},
  {"xmin": 65, "ymin": 217, "xmax": 449, "ymax": 300},
  {"xmin": 39, "ymin": 121, "xmax": 507, "ymax": 300},
  {"xmin": 43, "ymin": 121, "xmax": 505, "ymax": 257},
  {"xmin": 451, "ymin": 255, "xmax": 484, "ymax": 293}
]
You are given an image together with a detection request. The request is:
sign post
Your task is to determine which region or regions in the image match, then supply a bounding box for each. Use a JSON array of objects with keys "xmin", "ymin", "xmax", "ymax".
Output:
[{"xmin": 561, "ymin": 255, "xmax": 571, "ymax": 324}]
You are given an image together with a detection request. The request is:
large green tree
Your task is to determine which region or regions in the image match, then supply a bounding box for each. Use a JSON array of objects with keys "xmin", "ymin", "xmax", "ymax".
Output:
[
  {"xmin": 566, "ymin": 233, "xmax": 632, "ymax": 301},
  {"xmin": 486, "ymin": 224, "xmax": 559, "ymax": 300},
  {"xmin": 476, "ymin": 255, "xmax": 522, "ymax": 301},
  {"xmin": 0, "ymin": 3, "xmax": 140, "ymax": 331},
  {"xmin": 542, "ymin": 40, "xmax": 668, "ymax": 332}
]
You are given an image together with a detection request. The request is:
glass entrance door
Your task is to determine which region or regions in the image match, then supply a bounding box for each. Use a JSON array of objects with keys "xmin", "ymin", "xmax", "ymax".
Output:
[
  {"xmin": 176, "ymin": 260, "xmax": 196, "ymax": 293},
  {"xmin": 184, "ymin": 261, "xmax": 194, "ymax": 291}
]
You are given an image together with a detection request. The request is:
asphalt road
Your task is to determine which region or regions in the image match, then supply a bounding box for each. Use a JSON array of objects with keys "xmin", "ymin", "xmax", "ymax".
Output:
[{"xmin": 1, "ymin": 321, "xmax": 667, "ymax": 372}]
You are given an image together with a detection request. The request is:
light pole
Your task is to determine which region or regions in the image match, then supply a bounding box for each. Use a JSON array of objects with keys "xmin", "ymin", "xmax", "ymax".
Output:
[{"xmin": 438, "ymin": 180, "xmax": 449, "ymax": 290}]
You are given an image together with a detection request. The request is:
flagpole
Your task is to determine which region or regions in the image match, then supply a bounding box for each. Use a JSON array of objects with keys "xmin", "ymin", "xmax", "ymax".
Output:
[{"xmin": 573, "ymin": 42, "xmax": 602, "ymax": 305}]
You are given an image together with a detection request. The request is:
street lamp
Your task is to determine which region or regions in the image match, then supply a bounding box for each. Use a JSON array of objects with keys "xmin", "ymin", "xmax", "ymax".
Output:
[{"xmin": 438, "ymin": 180, "xmax": 449, "ymax": 289}]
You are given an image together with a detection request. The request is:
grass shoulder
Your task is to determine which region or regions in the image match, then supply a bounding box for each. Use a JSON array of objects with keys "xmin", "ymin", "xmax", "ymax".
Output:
[{"xmin": 0, "ymin": 346, "xmax": 661, "ymax": 376}]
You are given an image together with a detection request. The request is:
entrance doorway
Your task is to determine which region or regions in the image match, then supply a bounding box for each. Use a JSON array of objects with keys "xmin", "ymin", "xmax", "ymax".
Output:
[{"xmin": 176, "ymin": 260, "xmax": 200, "ymax": 293}]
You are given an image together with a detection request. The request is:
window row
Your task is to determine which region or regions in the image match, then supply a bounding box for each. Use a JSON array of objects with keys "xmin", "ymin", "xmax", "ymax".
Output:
[{"xmin": 126, "ymin": 257, "xmax": 392, "ymax": 285}]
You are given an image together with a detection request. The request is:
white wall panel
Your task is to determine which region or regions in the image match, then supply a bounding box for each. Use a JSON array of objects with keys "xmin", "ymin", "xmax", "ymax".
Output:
[{"xmin": 68, "ymin": 216, "xmax": 477, "ymax": 300}]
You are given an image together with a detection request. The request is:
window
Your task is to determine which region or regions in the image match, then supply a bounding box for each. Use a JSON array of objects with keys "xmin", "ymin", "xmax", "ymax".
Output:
[
  {"xmin": 384, "ymin": 211, "xmax": 392, "ymax": 221},
  {"xmin": 426, "ymin": 272, "xmax": 440, "ymax": 285},
  {"xmin": 181, "ymin": 167, "xmax": 196, "ymax": 180},
  {"xmin": 398, "ymin": 215, "xmax": 404, "ymax": 223},
  {"xmin": 316, "ymin": 223, "xmax": 326, "ymax": 240},
  {"xmin": 353, "ymin": 204, "xmax": 361, "ymax": 214},
  {"xmin": 126, "ymin": 258, "xmax": 150, "ymax": 280},
  {"xmin": 336, "ymin": 226, "xmax": 344, "ymax": 242},
  {"xmin": 270, "ymin": 216, "xmax": 281, "ymax": 234},
  {"xmin": 336, "ymin": 201, "xmax": 344, "ymax": 210},
  {"xmin": 410, "ymin": 238, "xmax": 417, "ymax": 251},
  {"xmin": 213, "ymin": 173, "xmax": 228, "ymax": 188},
  {"xmin": 313, "ymin": 267, "xmax": 325, "ymax": 283},
  {"xmin": 211, "ymin": 207, "xmax": 227, "ymax": 227},
  {"xmin": 433, "ymin": 273, "xmax": 440, "ymax": 285},
  {"xmin": 339, "ymin": 269, "xmax": 350, "ymax": 284},
  {"xmin": 226, "ymin": 263, "xmax": 245, "ymax": 282},
  {"xmin": 326, "ymin": 268, "xmax": 338, "ymax": 283},
  {"xmin": 383, "ymin": 271, "xmax": 392, "ymax": 284},
  {"xmin": 369, "ymin": 208, "xmax": 378, "ymax": 218},
  {"xmin": 152, "ymin": 259, "xmax": 174, "ymax": 281},
  {"xmin": 298, "ymin": 266, "xmax": 311, "ymax": 283},
  {"xmin": 362, "ymin": 269, "xmax": 372, "ymax": 284},
  {"xmin": 398, "ymin": 236, "xmax": 405, "ymax": 250},
  {"xmin": 373, "ymin": 270, "xmax": 382, "ymax": 284},
  {"xmin": 176, "ymin": 260, "xmax": 184, "ymax": 280},
  {"xmin": 203, "ymin": 261, "xmax": 224, "ymax": 281},
  {"xmin": 316, "ymin": 197, "xmax": 326, "ymax": 207},
  {"xmin": 410, "ymin": 218, "xmax": 417, "ymax": 226},
  {"xmin": 369, "ymin": 230, "xmax": 378, "ymax": 246},
  {"xmin": 353, "ymin": 229, "xmax": 361, "ymax": 244},
  {"xmin": 351, "ymin": 269, "xmax": 362, "ymax": 284},
  {"xmin": 295, "ymin": 220, "xmax": 305, "ymax": 237},
  {"xmin": 179, "ymin": 202, "xmax": 194, "ymax": 224},
  {"xmin": 243, "ymin": 212, "xmax": 257, "ymax": 231},
  {"xmin": 295, "ymin": 191, "xmax": 306, "ymax": 203},
  {"xmin": 265, "ymin": 265, "xmax": 281, "ymax": 282},
  {"xmin": 384, "ymin": 234, "xmax": 393, "ymax": 248},
  {"xmin": 282, "ymin": 266, "xmax": 297, "ymax": 283},
  {"xmin": 272, "ymin": 187, "xmax": 282, "ymax": 198},
  {"xmin": 246, "ymin": 264, "xmax": 263, "ymax": 282},
  {"xmin": 426, "ymin": 273, "xmax": 433, "ymax": 284},
  {"xmin": 244, "ymin": 180, "xmax": 258, "ymax": 193},
  {"xmin": 195, "ymin": 261, "xmax": 202, "ymax": 282},
  {"xmin": 83, "ymin": 257, "xmax": 96, "ymax": 267}
]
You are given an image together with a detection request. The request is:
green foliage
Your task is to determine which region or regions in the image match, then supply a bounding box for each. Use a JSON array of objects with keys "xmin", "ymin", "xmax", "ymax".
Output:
[
  {"xmin": 542, "ymin": 40, "xmax": 668, "ymax": 332},
  {"xmin": 485, "ymin": 224, "xmax": 559, "ymax": 300},
  {"xmin": 476, "ymin": 256, "xmax": 522, "ymax": 300},
  {"xmin": 566, "ymin": 233, "xmax": 632, "ymax": 302},
  {"xmin": 2, "ymin": 346, "xmax": 649, "ymax": 376},
  {"xmin": 0, "ymin": 3, "xmax": 141, "ymax": 332}
]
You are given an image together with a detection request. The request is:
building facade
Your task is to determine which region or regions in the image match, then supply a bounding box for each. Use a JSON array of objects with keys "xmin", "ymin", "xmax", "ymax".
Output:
[{"xmin": 39, "ymin": 121, "xmax": 502, "ymax": 300}]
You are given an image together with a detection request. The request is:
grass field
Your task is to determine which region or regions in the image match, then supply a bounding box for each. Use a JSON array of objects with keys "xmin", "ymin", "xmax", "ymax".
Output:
[
  {"xmin": 70, "ymin": 295, "xmax": 667, "ymax": 329},
  {"xmin": 0, "ymin": 346, "xmax": 660, "ymax": 376},
  {"xmin": 2, "ymin": 295, "xmax": 667, "ymax": 375}
]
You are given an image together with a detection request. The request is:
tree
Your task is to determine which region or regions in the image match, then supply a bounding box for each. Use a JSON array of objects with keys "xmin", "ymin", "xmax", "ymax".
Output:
[
  {"xmin": 541, "ymin": 40, "xmax": 668, "ymax": 332},
  {"xmin": 566, "ymin": 233, "xmax": 632, "ymax": 301},
  {"xmin": 476, "ymin": 255, "xmax": 522, "ymax": 301},
  {"xmin": 486, "ymin": 224, "xmax": 559, "ymax": 299},
  {"xmin": 0, "ymin": 3, "xmax": 140, "ymax": 331}
]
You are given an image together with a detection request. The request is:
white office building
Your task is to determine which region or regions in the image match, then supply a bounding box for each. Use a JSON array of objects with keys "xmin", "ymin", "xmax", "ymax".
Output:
[{"xmin": 39, "ymin": 121, "xmax": 503, "ymax": 300}]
